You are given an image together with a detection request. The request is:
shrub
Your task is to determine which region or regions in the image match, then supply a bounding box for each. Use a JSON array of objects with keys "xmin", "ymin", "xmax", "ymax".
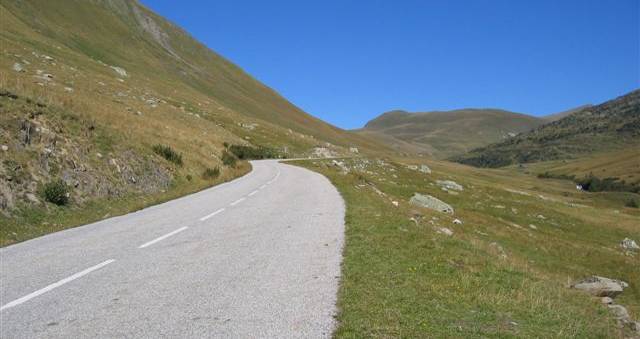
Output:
[
  {"xmin": 221, "ymin": 150, "xmax": 237, "ymax": 167},
  {"xmin": 228, "ymin": 144, "xmax": 279, "ymax": 160},
  {"xmin": 152, "ymin": 144, "xmax": 183, "ymax": 166},
  {"xmin": 42, "ymin": 179, "xmax": 69, "ymax": 206},
  {"xmin": 625, "ymin": 199, "xmax": 639, "ymax": 208},
  {"xmin": 576, "ymin": 176, "xmax": 640, "ymax": 193},
  {"xmin": 202, "ymin": 167, "xmax": 220, "ymax": 180},
  {"xmin": 186, "ymin": 174, "xmax": 193, "ymax": 181}
]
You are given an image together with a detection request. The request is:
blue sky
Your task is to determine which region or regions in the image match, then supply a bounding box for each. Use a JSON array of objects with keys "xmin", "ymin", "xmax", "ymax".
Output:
[{"xmin": 141, "ymin": 0, "xmax": 639, "ymax": 129}]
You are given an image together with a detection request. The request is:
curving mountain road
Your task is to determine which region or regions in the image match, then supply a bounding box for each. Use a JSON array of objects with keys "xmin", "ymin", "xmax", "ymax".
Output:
[{"xmin": 0, "ymin": 160, "xmax": 345, "ymax": 338}]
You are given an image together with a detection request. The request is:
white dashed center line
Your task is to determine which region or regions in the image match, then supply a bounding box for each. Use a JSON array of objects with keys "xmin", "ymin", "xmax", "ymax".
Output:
[
  {"xmin": 138, "ymin": 227, "xmax": 188, "ymax": 249},
  {"xmin": 0, "ymin": 259, "xmax": 116, "ymax": 312},
  {"xmin": 230, "ymin": 197, "xmax": 246, "ymax": 206},
  {"xmin": 248, "ymin": 190, "xmax": 258, "ymax": 197},
  {"xmin": 199, "ymin": 208, "xmax": 225, "ymax": 222}
]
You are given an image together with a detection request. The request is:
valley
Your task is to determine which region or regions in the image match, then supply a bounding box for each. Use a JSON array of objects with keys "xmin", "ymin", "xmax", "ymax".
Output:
[{"xmin": 0, "ymin": 0, "xmax": 638, "ymax": 338}]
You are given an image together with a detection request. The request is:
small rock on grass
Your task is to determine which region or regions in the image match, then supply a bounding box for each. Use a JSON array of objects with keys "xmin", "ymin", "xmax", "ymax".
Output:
[
  {"xmin": 608, "ymin": 304, "xmax": 630, "ymax": 322},
  {"xmin": 436, "ymin": 227, "xmax": 453, "ymax": 236},
  {"xmin": 571, "ymin": 276, "xmax": 628, "ymax": 298},
  {"xmin": 621, "ymin": 238, "xmax": 640, "ymax": 251},
  {"xmin": 601, "ymin": 297, "xmax": 614, "ymax": 305}
]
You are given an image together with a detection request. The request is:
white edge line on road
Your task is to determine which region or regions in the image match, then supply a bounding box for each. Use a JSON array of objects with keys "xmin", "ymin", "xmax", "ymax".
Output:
[
  {"xmin": 138, "ymin": 226, "xmax": 188, "ymax": 249},
  {"xmin": 0, "ymin": 259, "xmax": 116, "ymax": 312},
  {"xmin": 259, "ymin": 184, "xmax": 267, "ymax": 189},
  {"xmin": 230, "ymin": 197, "xmax": 246, "ymax": 206},
  {"xmin": 199, "ymin": 208, "xmax": 225, "ymax": 222},
  {"xmin": 248, "ymin": 190, "xmax": 258, "ymax": 197}
]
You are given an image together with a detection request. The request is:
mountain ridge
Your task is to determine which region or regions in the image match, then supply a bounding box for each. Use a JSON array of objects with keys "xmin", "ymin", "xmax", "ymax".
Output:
[
  {"xmin": 356, "ymin": 108, "xmax": 545, "ymax": 158},
  {"xmin": 453, "ymin": 89, "xmax": 640, "ymax": 168}
]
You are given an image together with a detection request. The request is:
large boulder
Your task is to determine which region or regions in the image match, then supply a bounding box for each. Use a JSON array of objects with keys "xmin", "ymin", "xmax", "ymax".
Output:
[
  {"xmin": 409, "ymin": 193, "xmax": 454, "ymax": 214},
  {"xmin": 571, "ymin": 276, "xmax": 629, "ymax": 298}
]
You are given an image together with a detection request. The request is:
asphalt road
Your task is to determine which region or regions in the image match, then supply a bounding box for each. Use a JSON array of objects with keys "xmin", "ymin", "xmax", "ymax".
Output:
[{"xmin": 0, "ymin": 160, "xmax": 345, "ymax": 338}]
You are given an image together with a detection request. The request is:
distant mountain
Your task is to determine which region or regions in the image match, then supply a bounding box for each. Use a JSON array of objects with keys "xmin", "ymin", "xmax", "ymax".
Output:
[
  {"xmin": 355, "ymin": 109, "xmax": 545, "ymax": 158},
  {"xmin": 454, "ymin": 90, "xmax": 640, "ymax": 168},
  {"xmin": 543, "ymin": 104, "xmax": 593, "ymax": 122}
]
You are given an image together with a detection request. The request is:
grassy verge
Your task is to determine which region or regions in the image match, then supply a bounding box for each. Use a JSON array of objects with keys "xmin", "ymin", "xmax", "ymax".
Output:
[
  {"xmin": 0, "ymin": 162, "xmax": 250, "ymax": 246},
  {"xmin": 292, "ymin": 158, "xmax": 639, "ymax": 338}
]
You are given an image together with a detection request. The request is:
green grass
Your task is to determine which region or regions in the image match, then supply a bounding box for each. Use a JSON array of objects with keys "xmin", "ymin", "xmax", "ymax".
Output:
[{"xmin": 293, "ymin": 157, "xmax": 638, "ymax": 338}]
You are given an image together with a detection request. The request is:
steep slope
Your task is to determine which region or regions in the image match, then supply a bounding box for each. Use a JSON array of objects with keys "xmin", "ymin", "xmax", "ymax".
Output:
[
  {"xmin": 0, "ymin": 0, "xmax": 386, "ymax": 244},
  {"xmin": 543, "ymin": 104, "xmax": 593, "ymax": 122},
  {"xmin": 0, "ymin": 0, "xmax": 374, "ymax": 148},
  {"xmin": 454, "ymin": 90, "xmax": 640, "ymax": 168},
  {"xmin": 355, "ymin": 108, "xmax": 544, "ymax": 158}
]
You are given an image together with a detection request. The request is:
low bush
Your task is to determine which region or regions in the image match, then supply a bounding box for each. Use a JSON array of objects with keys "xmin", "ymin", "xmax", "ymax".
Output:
[
  {"xmin": 42, "ymin": 179, "xmax": 69, "ymax": 206},
  {"xmin": 152, "ymin": 144, "xmax": 183, "ymax": 166},
  {"xmin": 228, "ymin": 144, "xmax": 279, "ymax": 160},
  {"xmin": 202, "ymin": 167, "xmax": 220, "ymax": 180},
  {"xmin": 625, "ymin": 199, "xmax": 639, "ymax": 208},
  {"xmin": 576, "ymin": 176, "xmax": 640, "ymax": 193},
  {"xmin": 221, "ymin": 151, "xmax": 237, "ymax": 167},
  {"xmin": 537, "ymin": 172, "xmax": 575, "ymax": 180}
]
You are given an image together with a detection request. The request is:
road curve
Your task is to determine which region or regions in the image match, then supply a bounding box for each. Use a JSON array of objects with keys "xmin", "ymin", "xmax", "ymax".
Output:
[{"xmin": 0, "ymin": 160, "xmax": 345, "ymax": 338}]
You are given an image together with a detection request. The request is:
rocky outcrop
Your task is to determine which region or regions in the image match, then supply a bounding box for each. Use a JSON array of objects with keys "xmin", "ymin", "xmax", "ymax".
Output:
[{"xmin": 572, "ymin": 276, "xmax": 640, "ymax": 337}]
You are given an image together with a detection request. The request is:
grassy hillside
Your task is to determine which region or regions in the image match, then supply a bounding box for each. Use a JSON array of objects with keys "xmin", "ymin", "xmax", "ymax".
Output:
[
  {"xmin": 0, "ymin": 0, "xmax": 388, "ymax": 245},
  {"xmin": 293, "ymin": 156, "xmax": 639, "ymax": 337},
  {"xmin": 0, "ymin": 0, "xmax": 381, "ymax": 149},
  {"xmin": 543, "ymin": 104, "xmax": 593, "ymax": 122},
  {"xmin": 355, "ymin": 108, "xmax": 544, "ymax": 158},
  {"xmin": 454, "ymin": 90, "xmax": 640, "ymax": 168}
]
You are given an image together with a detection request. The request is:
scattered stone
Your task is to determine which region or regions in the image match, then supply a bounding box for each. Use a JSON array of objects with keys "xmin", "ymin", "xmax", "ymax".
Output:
[
  {"xmin": 629, "ymin": 321, "xmax": 640, "ymax": 333},
  {"xmin": 601, "ymin": 297, "xmax": 614, "ymax": 305},
  {"xmin": 407, "ymin": 165, "xmax": 418, "ymax": 171},
  {"xmin": 621, "ymin": 238, "xmax": 640, "ymax": 251},
  {"xmin": 96, "ymin": 152, "xmax": 103, "ymax": 158},
  {"xmin": 1, "ymin": 145, "xmax": 8, "ymax": 152},
  {"xmin": 436, "ymin": 180, "xmax": 463, "ymax": 191},
  {"xmin": 608, "ymin": 304, "xmax": 631, "ymax": 322},
  {"xmin": 419, "ymin": 165, "xmax": 431, "ymax": 174},
  {"xmin": 25, "ymin": 193, "xmax": 39, "ymax": 204},
  {"xmin": 12, "ymin": 63, "xmax": 24, "ymax": 72},
  {"xmin": 453, "ymin": 219, "xmax": 462, "ymax": 225},
  {"xmin": 110, "ymin": 66, "xmax": 128, "ymax": 77},
  {"xmin": 409, "ymin": 193, "xmax": 454, "ymax": 214},
  {"xmin": 536, "ymin": 214, "xmax": 546, "ymax": 220},
  {"xmin": 391, "ymin": 201, "xmax": 399, "ymax": 207},
  {"xmin": 489, "ymin": 242, "xmax": 507, "ymax": 259},
  {"xmin": 331, "ymin": 160, "xmax": 349, "ymax": 173},
  {"xmin": 349, "ymin": 147, "xmax": 359, "ymax": 153},
  {"xmin": 571, "ymin": 276, "xmax": 629, "ymax": 298},
  {"xmin": 64, "ymin": 87, "xmax": 74, "ymax": 93},
  {"xmin": 436, "ymin": 227, "xmax": 453, "ymax": 236},
  {"xmin": 528, "ymin": 224, "xmax": 538, "ymax": 230}
]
